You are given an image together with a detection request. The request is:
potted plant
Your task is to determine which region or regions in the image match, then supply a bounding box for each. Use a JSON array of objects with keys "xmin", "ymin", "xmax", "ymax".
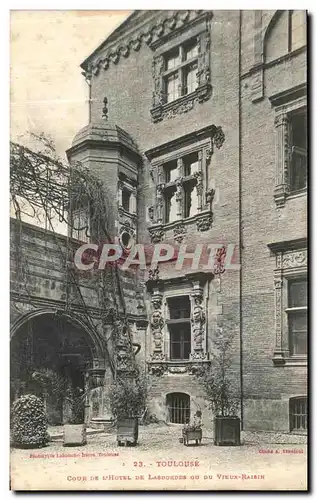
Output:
[
  {"xmin": 109, "ymin": 373, "xmax": 147, "ymax": 446},
  {"xmin": 195, "ymin": 324, "xmax": 241, "ymax": 446}
]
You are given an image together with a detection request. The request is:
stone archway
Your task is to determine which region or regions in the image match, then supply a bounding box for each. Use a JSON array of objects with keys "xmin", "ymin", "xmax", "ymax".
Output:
[{"xmin": 10, "ymin": 308, "xmax": 106, "ymax": 425}]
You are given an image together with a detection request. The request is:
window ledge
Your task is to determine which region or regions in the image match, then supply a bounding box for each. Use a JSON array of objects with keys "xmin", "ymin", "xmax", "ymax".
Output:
[
  {"xmin": 287, "ymin": 190, "xmax": 307, "ymax": 201},
  {"xmin": 274, "ymin": 185, "xmax": 307, "ymax": 208},
  {"xmin": 118, "ymin": 206, "xmax": 137, "ymax": 218},
  {"xmin": 148, "ymin": 210, "xmax": 213, "ymax": 243},
  {"xmin": 150, "ymin": 83, "xmax": 212, "ymax": 123},
  {"xmin": 273, "ymin": 355, "xmax": 307, "ymax": 367}
]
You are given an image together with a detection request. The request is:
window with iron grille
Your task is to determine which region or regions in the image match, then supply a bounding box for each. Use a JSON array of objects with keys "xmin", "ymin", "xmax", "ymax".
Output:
[
  {"xmin": 287, "ymin": 279, "xmax": 307, "ymax": 356},
  {"xmin": 289, "ymin": 110, "xmax": 307, "ymax": 193},
  {"xmin": 289, "ymin": 396, "xmax": 307, "ymax": 432},
  {"xmin": 166, "ymin": 392, "xmax": 190, "ymax": 424},
  {"xmin": 167, "ymin": 296, "xmax": 191, "ymax": 360}
]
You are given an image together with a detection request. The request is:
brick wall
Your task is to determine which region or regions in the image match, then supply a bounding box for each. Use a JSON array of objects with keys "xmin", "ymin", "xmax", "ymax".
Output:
[{"xmin": 240, "ymin": 10, "xmax": 307, "ymax": 430}]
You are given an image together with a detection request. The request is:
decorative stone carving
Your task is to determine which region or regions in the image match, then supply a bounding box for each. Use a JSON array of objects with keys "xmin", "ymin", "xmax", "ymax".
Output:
[
  {"xmin": 102, "ymin": 97, "xmax": 108, "ymax": 120},
  {"xmin": 152, "ymin": 55, "xmax": 165, "ymax": 107},
  {"xmin": 113, "ymin": 319, "xmax": 136, "ymax": 375},
  {"xmin": 148, "ymin": 206, "xmax": 155, "ymax": 221},
  {"xmin": 130, "ymin": 37, "xmax": 141, "ymax": 52},
  {"xmin": 86, "ymin": 12, "xmax": 212, "ymax": 77},
  {"xmin": 148, "ymin": 225, "xmax": 164, "ymax": 243},
  {"xmin": 191, "ymin": 299, "xmax": 206, "ymax": 350},
  {"xmin": 168, "ymin": 366, "xmax": 187, "ymax": 374},
  {"xmin": 205, "ymin": 148, "xmax": 212, "ymax": 164},
  {"xmin": 190, "ymin": 351, "xmax": 209, "ymax": 361},
  {"xmin": 213, "ymin": 126, "xmax": 225, "ymax": 149},
  {"xmin": 150, "ymin": 310, "xmax": 164, "ymax": 352},
  {"xmin": 153, "ymin": 97, "xmax": 196, "ymax": 123},
  {"xmin": 148, "ymin": 266, "xmax": 160, "ymax": 282},
  {"xmin": 282, "ymin": 250, "xmax": 307, "ymax": 269},
  {"xmin": 196, "ymin": 28, "xmax": 211, "ymax": 97},
  {"xmin": 205, "ymin": 188, "xmax": 215, "ymax": 208},
  {"xmin": 148, "ymin": 363, "xmax": 166, "ymax": 376},
  {"xmin": 274, "ymin": 113, "xmax": 290, "ymax": 208},
  {"xmin": 173, "ymin": 223, "xmax": 186, "ymax": 243},
  {"xmin": 156, "ymin": 184, "xmax": 164, "ymax": 224},
  {"xmin": 196, "ymin": 213, "xmax": 213, "ymax": 232}
]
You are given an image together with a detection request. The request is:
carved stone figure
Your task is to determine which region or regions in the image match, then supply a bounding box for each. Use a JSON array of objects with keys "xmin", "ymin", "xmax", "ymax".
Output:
[
  {"xmin": 191, "ymin": 301, "xmax": 206, "ymax": 350},
  {"xmin": 150, "ymin": 310, "xmax": 164, "ymax": 332},
  {"xmin": 150, "ymin": 310, "xmax": 164, "ymax": 352}
]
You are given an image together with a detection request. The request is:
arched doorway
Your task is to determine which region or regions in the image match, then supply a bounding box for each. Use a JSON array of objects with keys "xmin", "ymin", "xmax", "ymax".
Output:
[
  {"xmin": 10, "ymin": 310, "xmax": 104, "ymax": 425},
  {"xmin": 166, "ymin": 393, "xmax": 190, "ymax": 424}
]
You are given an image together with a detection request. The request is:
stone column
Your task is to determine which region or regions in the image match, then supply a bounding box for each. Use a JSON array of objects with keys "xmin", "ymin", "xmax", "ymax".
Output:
[{"xmin": 274, "ymin": 113, "xmax": 290, "ymax": 207}]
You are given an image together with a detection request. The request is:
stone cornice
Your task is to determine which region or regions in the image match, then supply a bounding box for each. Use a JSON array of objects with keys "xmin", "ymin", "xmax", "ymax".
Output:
[
  {"xmin": 269, "ymin": 83, "xmax": 307, "ymax": 107},
  {"xmin": 267, "ymin": 237, "xmax": 307, "ymax": 253},
  {"xmin": 81, "ymin": 10, "xmax": 211, "ymax": 78},
  {"xmin": 145, "ymin": 124, "xmax": 224, "ymax": 161}
]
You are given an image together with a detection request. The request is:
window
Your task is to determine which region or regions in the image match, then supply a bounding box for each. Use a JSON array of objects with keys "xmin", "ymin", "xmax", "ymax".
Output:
[
  {"xmin": 122, "ymin": 189, "xmax": 131, "ymax": 212},
  {"xmin": 163, "ymin": 38, "xmax": 199, "ymax": 104},
  {"xmin": 167, "ymin": 296, "xmax": 191, "ymax": 360},
  {"xmin": 271, "ymin": 85, "xmax": 307, "ymax": 207},
  {"xmin": 268, "ymin": 239, "xmax": 307, "ymax": 366},
  {"xmin": 289, "ymin": 111, "xmax": 307, "ymax": 192},
  {"xmin": 150, "ymin": 12, "xmax": 213, "ymax": 123},
  {"xmin": 289, "ymin": 396, "xmax": 307, "ymax": 432},
  {"xmin": 265, "ymin": 10, "xmax": 306, "ymax": 63},
  {"xmin": 166, "ymin": 393, "xmax": 190, "ymax": 424},
  {"xmin": 162, "ymin": 152, "xmax": 199, "ymax": 223},
  {"xmin": 146, "ymin": 125, "xmax": 225, "ymax": 240},
  {"xmin": 290, "ymin": 11, "xmax": 307, "ymax": 52},
  {"xmin": 287, "ymin": 279, "xmax": 307, "ymax": 356}
]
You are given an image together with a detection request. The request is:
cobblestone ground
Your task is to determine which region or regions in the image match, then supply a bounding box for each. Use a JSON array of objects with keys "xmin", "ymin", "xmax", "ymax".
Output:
[{"xmin": 10, "ymin": 424, "xmax": 307, "ymax": 491}]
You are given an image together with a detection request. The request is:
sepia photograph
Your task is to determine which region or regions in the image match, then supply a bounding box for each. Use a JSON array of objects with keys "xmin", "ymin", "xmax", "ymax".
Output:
[{"xmin": 9, "ymin": 8, "xmax": 308, "ymax": 491}]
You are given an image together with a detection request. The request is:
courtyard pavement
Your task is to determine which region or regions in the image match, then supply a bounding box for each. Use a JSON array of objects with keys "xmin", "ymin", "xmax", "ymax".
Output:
[{"xmin": 10, "ymin": 423, "xmax": 307, "ymax": 491}]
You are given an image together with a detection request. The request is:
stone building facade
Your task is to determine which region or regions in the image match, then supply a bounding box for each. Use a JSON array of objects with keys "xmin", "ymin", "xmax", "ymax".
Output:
[{"xmin": 11, "ymin": 10, "xmax": 307, "ymax": 432}]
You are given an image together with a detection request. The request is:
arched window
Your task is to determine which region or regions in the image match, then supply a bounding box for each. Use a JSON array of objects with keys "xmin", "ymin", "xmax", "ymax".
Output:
[
  {"xmin": 289, "ymin": 396, "xmax": 307, "ymax": 432},
  {"xmin": 265, "ymin": 10, "xmax": 306, "ymax": 63},
  {"xmin": 166, "ymin": 392, "xmax": 190, "ymax": 424}
]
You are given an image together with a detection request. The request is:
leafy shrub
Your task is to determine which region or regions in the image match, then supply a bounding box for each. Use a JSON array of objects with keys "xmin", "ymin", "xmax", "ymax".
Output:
[
  {"xmin": 194, "ymin": 323, "xmax": 240, "ymax": 417},
  {"xmin": 11, "ymin": 394, "xmax": 49, "ymax": 448},
  {"xmin": 109, "ymin": 374, "xmax": 148, "ymax": 421}
]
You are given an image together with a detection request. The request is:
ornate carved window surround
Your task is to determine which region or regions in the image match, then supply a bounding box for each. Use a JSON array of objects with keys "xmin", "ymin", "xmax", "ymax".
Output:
[
  {"xmin": 145, "ymin": 125, "xmax": 225, "ymax": 242},
  {"xmin": 270, "ymin": 83, "xmax": 307, "ymax": 208},
  {"xmin": 150, "ymin": 12, "xmax": 213, "ymax": 123},
  {"xmin": 268, "ymin": 238, "xmax": 307, "ymax": 367},
  {"xmin": 146, "ymin": 271, "xmax": 213, "ymax": 375}
]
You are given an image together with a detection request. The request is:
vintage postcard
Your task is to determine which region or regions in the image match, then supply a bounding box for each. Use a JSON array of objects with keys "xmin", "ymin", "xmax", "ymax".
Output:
[{"xmin": 10, "ymin": 9, "xmax": 308, "ymax": 491}]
